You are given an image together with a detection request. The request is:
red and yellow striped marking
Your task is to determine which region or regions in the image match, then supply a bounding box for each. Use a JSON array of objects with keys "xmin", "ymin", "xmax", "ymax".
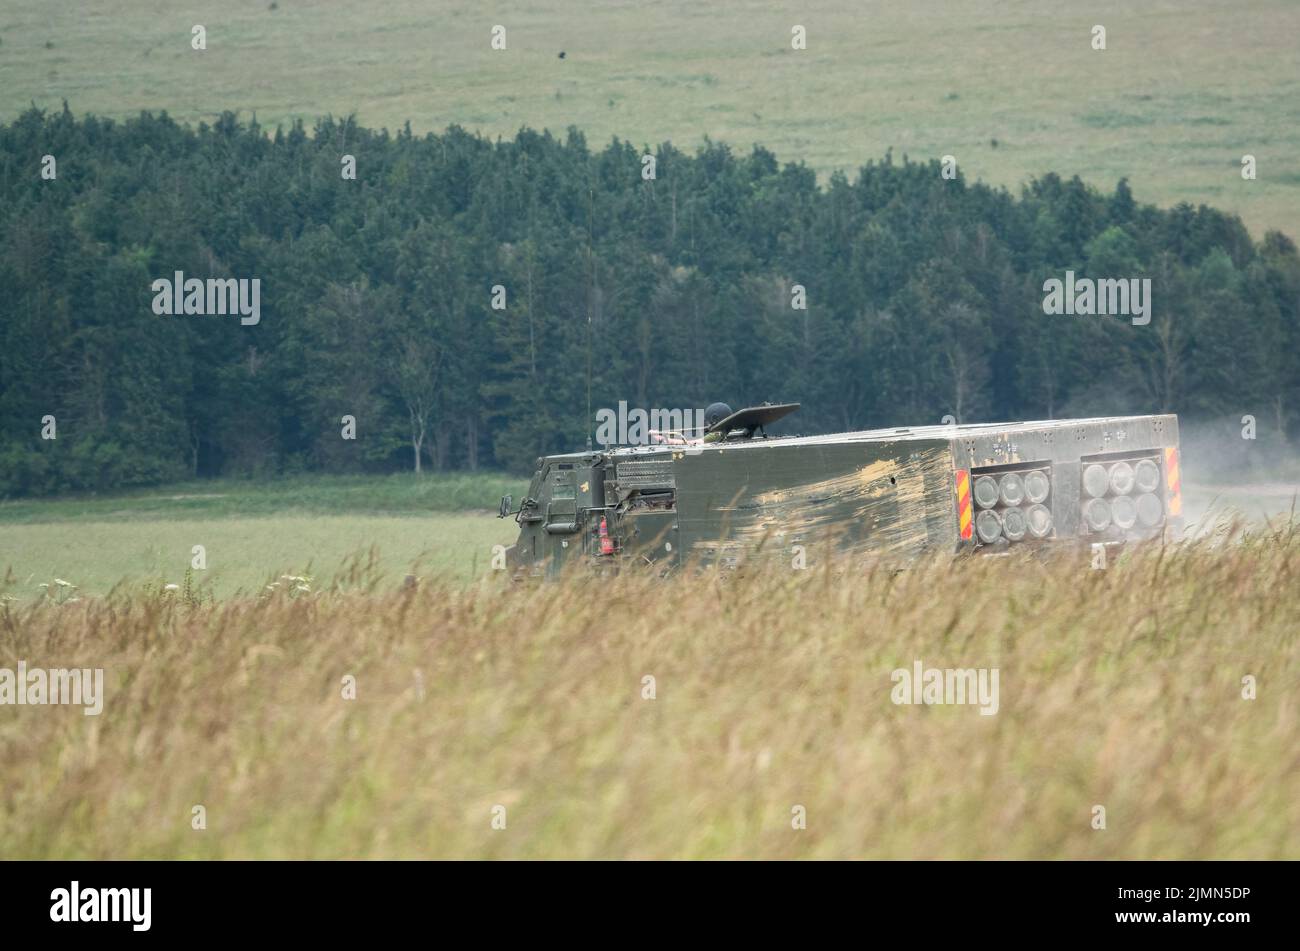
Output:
[
  {"xmin": 955, "ymin": 469, "xmax": 973, "ymax": 540},
  {"xmin": 1165, "ymin": 447, "xmax": 1182, "ymax": 516}
]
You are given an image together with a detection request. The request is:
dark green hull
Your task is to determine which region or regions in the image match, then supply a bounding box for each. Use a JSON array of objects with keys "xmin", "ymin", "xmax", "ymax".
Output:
[{"xmin": 503, "ymin": 414, "xmax": 1183, "ymax": 577}]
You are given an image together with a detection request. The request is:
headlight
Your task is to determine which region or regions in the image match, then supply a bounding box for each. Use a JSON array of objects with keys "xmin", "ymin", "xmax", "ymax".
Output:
[
  {"xmin": 975, "ymin": 509, "xmax": 1002, "ymax": 544},
  {"xmin": 1023, "ymin": 469, "xmax": 1050, "ymax": 504},
  {"xmin": 998, "ymin": 472, "xmax": 1025, "ymax": 506},
  {"xmin": 1026, "ymin": 503, "xmax": 1053, "ymax": 538},
  {"xmin": 1134, "ymin": 459, "xmax": 1160, "ymax": 494},
  {"xmin": 1111, "ymin": 494, "xmax": 1137, "ymax": 529},
  {"xmin": 1002, "ymin": 506, "xmax": 1028, "ymax": 541},
  {"xmin": 1136, "ymin": 492, "xmax": 1163, "ymax": 528},
  {"xmin": 1083, "ymin": 497, "xmax": 1112, "ymax": 532},
  {"xmin": 973, "ymin": 475, "xmax": 1000, "ymax": 510},
  {"xmin": 1109, "ymin": 461, "xmax": 1135, "ymax": 495},
  {"xmin": 1083, "ymin": 463, "xmax": 1109, "ymax": 499}
]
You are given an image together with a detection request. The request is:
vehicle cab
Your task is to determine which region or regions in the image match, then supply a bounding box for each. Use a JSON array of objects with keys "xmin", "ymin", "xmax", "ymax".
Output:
[{"xmin": 500, "ymin": 452, "xmax": 608, "ymax": 577}]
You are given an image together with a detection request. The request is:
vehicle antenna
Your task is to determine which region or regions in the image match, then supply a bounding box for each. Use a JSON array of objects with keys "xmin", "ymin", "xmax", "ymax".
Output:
[{"xmin": 585, "ymin": 184, "xmax": 594, "ymax": 450}]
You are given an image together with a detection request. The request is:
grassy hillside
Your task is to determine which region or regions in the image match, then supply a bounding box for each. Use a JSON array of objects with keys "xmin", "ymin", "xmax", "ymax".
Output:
[
  {"xmin": 2, "ymin": 525, "xmax": 1295, "ymax": 859},
  {"xmin": 0, "ymin": 0, "xmax": 1297, "ymax": 235}
]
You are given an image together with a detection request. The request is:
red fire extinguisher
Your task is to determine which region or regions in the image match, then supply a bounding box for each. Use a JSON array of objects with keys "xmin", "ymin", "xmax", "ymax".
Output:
[{"xmin": 598, "ymin": 516, "xmax": 615, "ymax": 555}]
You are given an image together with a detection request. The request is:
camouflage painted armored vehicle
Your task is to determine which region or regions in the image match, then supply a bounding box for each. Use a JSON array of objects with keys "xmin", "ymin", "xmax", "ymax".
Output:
[{"xmin": 497, "ymin": 403, "xmax": 1184, "ymax": 578}]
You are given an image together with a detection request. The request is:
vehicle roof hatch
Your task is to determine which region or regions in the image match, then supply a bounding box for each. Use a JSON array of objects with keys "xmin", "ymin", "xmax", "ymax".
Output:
[{"xmin": 705, "ymin": 402, "xmax": 801, "ymax": 438}]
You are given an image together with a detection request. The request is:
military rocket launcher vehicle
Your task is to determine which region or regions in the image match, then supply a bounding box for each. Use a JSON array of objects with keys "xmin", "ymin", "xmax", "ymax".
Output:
[{"xmin": 497, "ymin": 403, "xmax": 1184, "ymax": 578}]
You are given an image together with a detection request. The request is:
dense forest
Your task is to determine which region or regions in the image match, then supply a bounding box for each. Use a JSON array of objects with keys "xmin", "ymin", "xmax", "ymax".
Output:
[{"xmin": 1, "ymin": 105, "xmax": 1297, "ymax": 495}]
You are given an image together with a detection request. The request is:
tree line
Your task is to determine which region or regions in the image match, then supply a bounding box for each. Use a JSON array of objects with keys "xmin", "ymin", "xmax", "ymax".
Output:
[{"xmin": 1, "ymin": 105, "xmax": 1297, "ymax": 495}]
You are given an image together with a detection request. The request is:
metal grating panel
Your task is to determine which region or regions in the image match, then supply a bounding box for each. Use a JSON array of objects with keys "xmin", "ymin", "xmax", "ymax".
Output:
[{"xmin": 616, "ymin": 459, "xmax": 676, "ymax": 487}]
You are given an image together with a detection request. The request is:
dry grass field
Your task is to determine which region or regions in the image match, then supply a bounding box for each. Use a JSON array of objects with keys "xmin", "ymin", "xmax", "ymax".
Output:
[{"xmin": 2, "ymin": 520, "xmax": 1295, "ymax": 859}]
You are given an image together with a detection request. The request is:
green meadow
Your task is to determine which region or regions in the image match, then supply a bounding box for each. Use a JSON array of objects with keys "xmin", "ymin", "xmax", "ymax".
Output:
[
  {"xmin": 0, "ymin": 474, "xmax": 525, "ymax": 599},
  {"xmin": 0, "ymin": 0, "xmax": 1297, "ymax": 235}
]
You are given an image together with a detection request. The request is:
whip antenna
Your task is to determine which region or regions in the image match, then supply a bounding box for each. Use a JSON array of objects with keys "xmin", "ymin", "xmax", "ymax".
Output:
[{"xmin": 586, "ymin": 184, "xmax": 594, "ymax": 450}]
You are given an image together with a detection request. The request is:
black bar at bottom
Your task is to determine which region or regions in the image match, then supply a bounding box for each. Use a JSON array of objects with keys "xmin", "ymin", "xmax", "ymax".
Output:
[{"xmin": 1, "ymin": 859, "xmax": 1284, "ymax": 939}]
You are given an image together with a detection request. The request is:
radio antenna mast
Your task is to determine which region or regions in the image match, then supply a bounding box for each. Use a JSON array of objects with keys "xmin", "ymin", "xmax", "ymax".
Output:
[{"xmin": 585, "ymin": 184, "xmax": 594, "ymax": 450}]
